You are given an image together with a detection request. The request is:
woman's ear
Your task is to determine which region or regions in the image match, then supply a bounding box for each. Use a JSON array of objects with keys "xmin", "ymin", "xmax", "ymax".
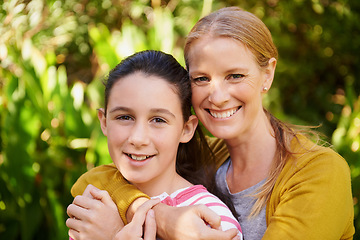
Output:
[
  {"xmin": 97, "ymin": 108, "xmax": 108, "ymax": 136},
  {"xmin": 262, "ymin": 57, "xmax": 277, "ymax": 92},
  {"xmin": 180, "ymin": 115, "xmax": 198, "ymax": 143}
]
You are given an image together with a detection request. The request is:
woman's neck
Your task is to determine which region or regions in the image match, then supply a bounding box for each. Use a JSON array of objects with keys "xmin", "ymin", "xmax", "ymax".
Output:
[{"xmin": 224, "ymin": 114, "xmax": 277, "ymax": 192}]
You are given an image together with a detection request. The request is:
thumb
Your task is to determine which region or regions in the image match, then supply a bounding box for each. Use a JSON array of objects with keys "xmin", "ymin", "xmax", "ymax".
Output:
[{"xmin": 197, "ymin": 205, "xmax": 222, "ymax": 230}]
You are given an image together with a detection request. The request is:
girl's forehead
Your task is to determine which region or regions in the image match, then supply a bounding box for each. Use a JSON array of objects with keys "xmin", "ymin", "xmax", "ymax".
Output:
[{"xmin": 109, "ymin": 72, "xmax": 181, "ymax": 106}]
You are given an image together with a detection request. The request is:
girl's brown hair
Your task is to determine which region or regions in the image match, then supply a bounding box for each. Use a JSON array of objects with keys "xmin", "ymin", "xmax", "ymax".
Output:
[{"xmin": 104, "ymin": 50, "xmax": 236, "ymax": 214}]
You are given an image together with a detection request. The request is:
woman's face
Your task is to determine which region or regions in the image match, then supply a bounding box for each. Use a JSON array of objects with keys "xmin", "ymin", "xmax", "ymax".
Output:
[
  {"xmin": 98, "ymin": 72, "xmax": 197, "ymax": 194},
  {"xmin": 187, "ymin": 37, "xmax": 274, "ymax": 141}
]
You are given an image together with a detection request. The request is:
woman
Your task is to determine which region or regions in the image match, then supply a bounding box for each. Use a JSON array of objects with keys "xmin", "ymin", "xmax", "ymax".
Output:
[{"xmin": 67, "ymin": 7, "xmax": 354, "ymax": 240}]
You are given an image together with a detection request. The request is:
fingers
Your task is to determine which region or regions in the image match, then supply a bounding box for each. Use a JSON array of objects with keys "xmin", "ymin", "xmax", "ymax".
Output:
[
  {"xmin": 200, "ymin": 228, "xmax": 239, "ymax": 240},
  {"xmin": 132, "ymin": 198, "xmax": 160, "ymax": 225},
  {"xmin": 89, "ymin": 188, "xmax": 113, "ymax": 205},
  {"xmin": 68, "ymin": 228, "xmax": 79, "ymax": 240},
  {"xmin": 67, "ymin": 202, "xmax": 86, "ymax": 220},
  {"xmin": 143, "ymin": 209, "xmax": 157, "ymax": 240},
  {"xmin": 67, "ymin": 195, "xmax": 102, "ymax": 220},
  {"xmin": 225, "ymin": 228, "xmax": 240, "ymax": 240},
  {"xmin": 196, "ymin": 204, "xmax": 222, "ymax": 230},
  {"xmin": 82, "ymin": 184, "xmax": 98, "ymax": 198}
]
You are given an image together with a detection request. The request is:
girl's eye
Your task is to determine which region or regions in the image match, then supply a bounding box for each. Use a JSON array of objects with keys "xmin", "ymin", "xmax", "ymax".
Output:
[
  {"xmin": 116, "ymin": 115, "xmax": 133, "ymax": 121},
  {"xmin": 152, "ymin": 117, "xmax": 166, "ymax": 123}
]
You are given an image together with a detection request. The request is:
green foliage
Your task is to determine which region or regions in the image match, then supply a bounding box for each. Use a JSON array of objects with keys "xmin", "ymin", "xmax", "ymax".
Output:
[{"xmin": 0, "ymin": 0, "xmax": 359, "ymax": 239}]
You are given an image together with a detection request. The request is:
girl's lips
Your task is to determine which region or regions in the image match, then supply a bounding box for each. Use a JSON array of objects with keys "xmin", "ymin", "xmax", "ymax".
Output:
[
  {"xmin": 125, "ymin": 153, "xmax": 154, "ymax": 161},
  {"xmin": 207, "ymin": 106, "xmax": 241, "ymax": 119}
]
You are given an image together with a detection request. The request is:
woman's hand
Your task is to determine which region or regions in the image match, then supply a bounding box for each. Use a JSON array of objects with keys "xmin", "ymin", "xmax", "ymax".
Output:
[
  {"xmin": 66, "ymin": 184, "xmax": 123, "ymax": 240},
  {"xmin": 115, "ymin": 198, "xmax": 160, "ymax": 240},
  {"xmin": 154, "ymin": 203, "xmax": 240, "ymax": 240}
]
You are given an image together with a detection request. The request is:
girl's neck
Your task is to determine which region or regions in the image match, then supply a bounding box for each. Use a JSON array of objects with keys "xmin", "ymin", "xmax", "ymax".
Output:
[{"xmin": 134, "ymin": 173, "xmax": 193, "ymax": 197}]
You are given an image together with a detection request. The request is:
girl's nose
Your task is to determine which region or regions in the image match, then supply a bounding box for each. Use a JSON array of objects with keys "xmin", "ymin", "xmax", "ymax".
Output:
[
  {"xmin": 208, "ymin": 79, "xmax": 230, "ymax": 107},
  {"xmin": 128, "ymin": 122, "xmax": 150, "ymax": 147}
]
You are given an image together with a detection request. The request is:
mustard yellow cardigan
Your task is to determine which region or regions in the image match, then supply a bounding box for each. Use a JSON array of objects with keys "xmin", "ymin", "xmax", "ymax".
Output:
[{"xmin": 71, "ymin": 135, "xmax": 355, "ymax": 239}]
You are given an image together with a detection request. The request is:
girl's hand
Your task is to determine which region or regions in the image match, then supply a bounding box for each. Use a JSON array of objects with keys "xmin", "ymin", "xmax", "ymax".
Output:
[
  {"xmin": 66, "ymin": 184, "xmax": 123, "ymax": 240},
  {"xmin": 115, "ymin": 198, "xmax": 160, "ymax": 240},
  {"xmin": 154, "ymin": 203, "xmax": 240, "ymax": 240}
]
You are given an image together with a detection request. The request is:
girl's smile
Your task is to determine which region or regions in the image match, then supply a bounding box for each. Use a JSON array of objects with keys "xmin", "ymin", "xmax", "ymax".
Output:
[{"xmin": 98, "ymin": 71, "xmax": 197, "ymax": 196}]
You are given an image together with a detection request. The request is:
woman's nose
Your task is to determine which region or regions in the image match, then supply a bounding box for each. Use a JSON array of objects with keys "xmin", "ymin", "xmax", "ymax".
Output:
[
  {"xmin": 208, "ymin": 79, "xmax": 230, "ymax": 107},
  {"xmin": 128, "ymin": 122, "xmax": 150, "ymax": 147}
]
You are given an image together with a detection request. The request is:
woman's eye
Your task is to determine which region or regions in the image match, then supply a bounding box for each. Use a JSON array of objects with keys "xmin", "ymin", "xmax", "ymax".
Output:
[
  {"xmin": 225, "ymin": 73, "xmax": 245, "ymax": 83},
  {"xmin": 228, "ymin": 74, "xmax": 245, "ymax": 80},
  {"xmin": 192, "ymin": 76, "xmax": 209, "ymax": 83}
]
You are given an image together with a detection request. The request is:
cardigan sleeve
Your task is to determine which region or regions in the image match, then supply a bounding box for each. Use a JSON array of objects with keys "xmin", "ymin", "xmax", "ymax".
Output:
[
  {"xmin": 70, "ymin": 137, "xmax": 229, "ymax": 224},
  {"xmin": 71, "ymin": 164, "xmax": 149, "ymax": 224},
  {"xmin": 263, "ymin": 147, "xmax": 355, "ymax": 240}
]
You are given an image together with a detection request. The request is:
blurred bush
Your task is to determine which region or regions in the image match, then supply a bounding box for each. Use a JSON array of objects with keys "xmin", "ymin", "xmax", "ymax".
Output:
[{"xmin": 0, "ymin": 0, "xmax": 359, "ymax": 239}]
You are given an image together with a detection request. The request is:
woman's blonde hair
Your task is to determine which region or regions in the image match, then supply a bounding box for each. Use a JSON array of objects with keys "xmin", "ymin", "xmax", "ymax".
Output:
[
  {"xmin": 185, "ymin": 7, "xmax": 278, "ymax": 69},
  {"xmin": 184, "ymin": 7, "xmax": 301, "ymax": 216}
]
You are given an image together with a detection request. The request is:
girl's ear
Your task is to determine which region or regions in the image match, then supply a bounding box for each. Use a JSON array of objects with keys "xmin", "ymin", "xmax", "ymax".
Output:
[
  {"xmin": 180, "ymin": 115, "xmax": 198, "ymax": 143},
  {"xmin": 262, "ymin": 57, "xmax": 277, "ymax": 93},
  {"xmin": 97, "ymin": 108, "xmax": 108, "ymax": 136}
]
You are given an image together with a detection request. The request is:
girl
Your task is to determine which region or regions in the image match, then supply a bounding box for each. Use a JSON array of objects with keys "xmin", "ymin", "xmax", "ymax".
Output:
[
  {"xmin": 66, "ymin": 50, "xmax": 242, "ymax": 240},
  {"xmin": 68, "ymin": 7, "xmax": 354, "ymax": 240}
]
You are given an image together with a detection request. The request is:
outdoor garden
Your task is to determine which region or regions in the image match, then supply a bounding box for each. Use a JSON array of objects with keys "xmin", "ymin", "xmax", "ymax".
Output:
[{"xmin": 0, "ymin": 0, "xmax": 359, "ymax": 239}]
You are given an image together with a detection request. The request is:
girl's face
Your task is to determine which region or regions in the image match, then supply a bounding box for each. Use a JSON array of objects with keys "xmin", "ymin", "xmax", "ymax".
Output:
[
  {"xmin": 98, "ymin": 72, "xmax": 197, "ymax": 195},
  {"xmin": 187, "ymin": 37, "xmax": 275, "ymax": 141}
]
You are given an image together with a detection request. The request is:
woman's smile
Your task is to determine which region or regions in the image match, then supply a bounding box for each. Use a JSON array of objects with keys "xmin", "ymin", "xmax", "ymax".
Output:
[{"xmin": 207, "ymin": 106, "xmax": 242, "ymax": 119}]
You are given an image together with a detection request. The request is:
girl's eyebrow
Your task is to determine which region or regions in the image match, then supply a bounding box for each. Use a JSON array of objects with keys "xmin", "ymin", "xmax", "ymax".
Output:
[
  {"xmin": 150, "ymin": 108, "xmax": 176, "ymax": 119},
  {"xmin": 109, "ymin": 106, "xmax": 130, "ymax": 113},
  {"xmin": 109, "ymin": 106, "xmax": 176, "ymax": 119}
]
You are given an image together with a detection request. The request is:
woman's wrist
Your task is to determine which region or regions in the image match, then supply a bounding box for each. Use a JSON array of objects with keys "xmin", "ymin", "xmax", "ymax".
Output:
[{"xmin": 126, "ymin": 197, "xmax": 149, "ymax": 223}]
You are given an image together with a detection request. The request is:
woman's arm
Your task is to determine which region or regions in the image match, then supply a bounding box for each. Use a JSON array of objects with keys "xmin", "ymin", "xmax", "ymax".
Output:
[
  {"xmin": 154, "ymin": 203, "xmax": 240, "ymax": 240},
  {"xmin": 67, "ymin": 185, "xmax": 123, "ymax": 240},
  {"xmin": 67, "ymin": 185, "xmax": 159, "ymax": 240},
  {"xmin": 263, "ymin": 148, "xmax": 355, "ymax": 240},
  {"xmin": 68, "ymin": 185, "xmax": 239, "ymax": 240},
  {"xmin": 114, "ymin": 198, "xmax": 159, "ymax": 240},
  {"xmin": 71, "ymin": 164, "xmax": 149, "ymax": 224}
]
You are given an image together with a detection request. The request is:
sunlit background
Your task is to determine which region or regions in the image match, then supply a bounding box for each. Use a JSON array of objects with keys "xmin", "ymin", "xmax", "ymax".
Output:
[{"xmin": 0, "ymin": 0, "xmax": 359, "ymax": 239}]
